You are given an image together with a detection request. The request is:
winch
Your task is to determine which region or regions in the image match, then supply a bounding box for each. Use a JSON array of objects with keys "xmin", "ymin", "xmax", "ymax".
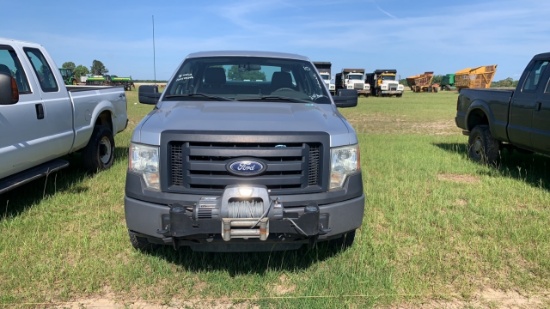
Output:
[{"xmin": 191, "ymin": 185, "xmax": 283, "ymax": 241}]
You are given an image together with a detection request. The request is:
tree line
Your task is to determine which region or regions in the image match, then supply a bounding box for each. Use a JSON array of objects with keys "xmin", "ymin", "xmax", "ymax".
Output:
[{"xmin": 61, "ymin": 60, "xmax": 108, "ymax": 79}]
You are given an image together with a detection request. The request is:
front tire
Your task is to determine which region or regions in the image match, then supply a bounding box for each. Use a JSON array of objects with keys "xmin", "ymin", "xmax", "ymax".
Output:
[
  {"xmin": 328, "ymin": 230, "xmax": 356, "ymax": 250},
  {"xmin": 468, "ymin": 125, "xmax": 500, "ymax": 165},
  {"xmin": 129, "ymin": 231, "xmax": 155, "ymax": 251},
  {"xmin": 82, "ymin": 125, "xmax": 115, "ymax": 172}
]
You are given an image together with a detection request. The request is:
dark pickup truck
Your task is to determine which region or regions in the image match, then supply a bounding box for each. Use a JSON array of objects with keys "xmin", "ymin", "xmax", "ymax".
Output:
[{"xmin": 455, "ymin": 52, "xmax": 550, "ymax": 164}]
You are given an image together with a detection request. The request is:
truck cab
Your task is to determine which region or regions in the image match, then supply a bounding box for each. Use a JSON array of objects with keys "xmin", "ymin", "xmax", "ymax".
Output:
[
  {"xmin": 336, "ymin": 68, "xmax": 370, "ymax": 96},
  {"xmin": 313, "ymin": 61, "xmax": 335, "ymax": 95},
  {"xmin": 365, "ymin": 69, "xmax": 404, "ymax": 97}
]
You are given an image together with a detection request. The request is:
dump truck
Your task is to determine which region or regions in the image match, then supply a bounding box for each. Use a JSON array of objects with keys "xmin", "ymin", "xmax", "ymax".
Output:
[
  {"xmin": 365, "ymin": 69, "xmax": 404, "ymax": 97},
  {"xmin": 454, "ymin": 65, "xmax": 497, "ymax": 91},
  {"xmin": 313, "ymin": 61, "xmax": 335, "ymax": 95},
  {"xmin": 335, "ymin": 68, "xmax": 370, "ymax": 96},
  {"xmin": 406, "ymin": 71, "xmax": 435, "ymax": 92}
]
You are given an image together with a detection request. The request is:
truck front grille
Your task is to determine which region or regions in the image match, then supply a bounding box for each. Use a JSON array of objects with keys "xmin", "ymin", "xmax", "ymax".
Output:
[
  {"xmin": 353, "ymin": 82, "xmax": 364, "ymax": 90},
  {"xmin": 161, "ymin": 132, "xmax": 330, "ymax": 195}
]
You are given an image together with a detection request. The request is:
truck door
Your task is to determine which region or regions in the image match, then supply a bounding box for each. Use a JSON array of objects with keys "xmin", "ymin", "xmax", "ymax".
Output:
[
  {"xmin": 531, "ymin": 59, "xmax": 550, "ymax": 153},
  {"xmin": 0, "ymin": 45, "xmax": 72, "ymax": 179},
  {"xmin": 508, "ymin": 59, "xmax": 549, "ymax": 150},
  {"xmin": 22, "ymin": 47, "xmax": 74, "ymax": 160},
  {"xmin": 0, "ymin": 45, "xmax": 46, "ymax": 179}
]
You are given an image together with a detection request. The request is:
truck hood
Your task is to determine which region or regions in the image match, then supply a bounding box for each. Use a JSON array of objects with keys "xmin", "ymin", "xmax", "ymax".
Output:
[{"xmin": 134, "ymin": 101, "xmax": 356, "ymax": 146}]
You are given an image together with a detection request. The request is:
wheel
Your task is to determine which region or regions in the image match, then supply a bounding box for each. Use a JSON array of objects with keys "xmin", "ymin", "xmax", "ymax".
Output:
[
  {"xmin": 396, "ymin": 93, "xmax": 402, "ymax": 97},
  {"xmin": 82, "ymin": 125, "xmax": 115, "ymax": 172},
  {"xmin": 468, "ymin": 125, "xmax": 500, "ymax": 165},
  {"xmin": 328, "ymin": 230, "xmax": 356, "ymax": 250},
  {"xmin": 129, "ymin": 231, "xmax": 154, "ymax": 251}
]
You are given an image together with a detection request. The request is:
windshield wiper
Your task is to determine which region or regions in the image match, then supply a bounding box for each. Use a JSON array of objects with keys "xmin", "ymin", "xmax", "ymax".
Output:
[
  {"xmin": 164, "ymin": 93, "xmax": 233, "ymax": 101},
  {"xmin": 237, "ymin": 95, "xmax": 309, "ymax": 103}
]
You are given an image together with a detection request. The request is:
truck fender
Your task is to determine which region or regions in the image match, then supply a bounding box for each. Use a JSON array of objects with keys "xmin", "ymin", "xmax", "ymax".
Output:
[
  {"xmin": 466, "ymin": 99, "xmax": 493, "ymax": 132},
  {"xmin": 72, "ymin": 99, "xmax": 116, "ymax": 153}
]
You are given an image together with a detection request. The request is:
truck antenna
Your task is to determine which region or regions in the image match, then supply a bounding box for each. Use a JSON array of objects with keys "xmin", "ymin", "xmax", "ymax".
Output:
[{"xmin": 152, "ymin": 15, "xmax": 157, "ymax": 86}]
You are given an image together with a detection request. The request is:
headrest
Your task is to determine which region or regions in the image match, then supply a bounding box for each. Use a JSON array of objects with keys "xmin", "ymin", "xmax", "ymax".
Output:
[{"xmin": 204, "ymin": 67, "xmax": 226, "ymax": 85}]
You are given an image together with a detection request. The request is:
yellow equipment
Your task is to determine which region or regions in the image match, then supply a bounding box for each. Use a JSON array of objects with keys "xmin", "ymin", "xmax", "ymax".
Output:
[
  {"xmin": 406, "ymin": 72, "xmax": 434, "ymax": 92},
  {"xmin": 454, "ymin": 65, "xmax": 497, "ymax": 90}
]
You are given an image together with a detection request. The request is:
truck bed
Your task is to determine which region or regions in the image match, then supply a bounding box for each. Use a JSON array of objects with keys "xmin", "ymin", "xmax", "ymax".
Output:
[{"xmin": 456, "ymin": 88, "xmax": 514, "ymax": 134}]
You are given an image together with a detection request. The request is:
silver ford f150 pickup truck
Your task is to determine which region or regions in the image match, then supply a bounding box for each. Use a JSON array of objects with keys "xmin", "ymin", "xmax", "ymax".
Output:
[
  {"xmin": 0, "ymin": 38, "xmax": 128, "ymax": 194},
  {"xmin": 125, "ymin": 51, "xmax": 364, "ymax": 252}
]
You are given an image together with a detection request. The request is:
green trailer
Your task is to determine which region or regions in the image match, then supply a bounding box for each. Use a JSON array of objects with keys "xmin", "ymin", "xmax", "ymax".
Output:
[
  {"xmin": 110, "ymin": 75, "xmax": 135, "ymax": 91},
  {"xmin": 85, "ymin": 74, "xmax": 135, "ymax": 91},
  {"xmin": 85, "ymin": 75, "xmax": 108, "ymax": 86}
]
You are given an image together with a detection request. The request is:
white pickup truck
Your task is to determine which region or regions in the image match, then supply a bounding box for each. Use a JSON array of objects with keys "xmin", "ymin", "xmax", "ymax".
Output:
[{"xmin": 0, "ymin": 38, "xmax": 128, "ymax": 194}]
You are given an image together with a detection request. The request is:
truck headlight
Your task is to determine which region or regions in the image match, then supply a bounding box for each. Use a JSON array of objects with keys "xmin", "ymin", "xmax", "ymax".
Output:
[
  {"xmin": 129, "ymin": 143, "xmax": 160, "ymax": 190},
  {"xmin": 330, "ymin": 144, "xmax": 360, "ymax": 190},
  {"xmin": 364, "ymin": 85, "xmax": 370, "ymax": 91}
]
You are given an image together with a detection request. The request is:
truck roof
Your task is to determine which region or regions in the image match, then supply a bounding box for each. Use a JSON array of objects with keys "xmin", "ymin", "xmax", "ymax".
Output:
[
  {"xmin": 373, "ymin": 69, "xmax": 397, "ymax": 74},
  {"xmin": 0, "ymin": 37, "xmax": 43, "ymax": 49},
  {"xmin": 533, "ymin": 52, "xmax": 550, "ymax": 61},
  {"xmin": 186, "ymin": 50, "xmax": 310, "ymax": 61},
  {"xmin": 342, "ymin": 68, "xmax": 365, "ymax": 73}
]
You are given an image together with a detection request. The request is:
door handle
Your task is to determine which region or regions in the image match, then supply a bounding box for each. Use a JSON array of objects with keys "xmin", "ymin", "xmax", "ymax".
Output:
[{"xmin": 35, "ymin": 103, "xmax": 44, "ymax": 119}]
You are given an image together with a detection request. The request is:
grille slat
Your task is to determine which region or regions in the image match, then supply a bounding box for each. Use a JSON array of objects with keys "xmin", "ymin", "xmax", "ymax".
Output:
[{"xmin": 190, "ymin": 147, "xmax": 303, "ymax": 157}]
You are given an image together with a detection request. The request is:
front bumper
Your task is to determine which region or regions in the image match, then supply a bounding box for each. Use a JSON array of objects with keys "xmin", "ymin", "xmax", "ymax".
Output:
[
  {"xmin": 125, "ymin": 179, "xmax": 365, "ymax": 251},
  {"xmin": 380, "ymin": 90, "xmax": 403, "ymax": 95}
]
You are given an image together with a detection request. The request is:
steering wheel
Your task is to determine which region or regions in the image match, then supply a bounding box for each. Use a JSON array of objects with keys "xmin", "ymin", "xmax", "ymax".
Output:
[
  {"xmin": 273, "ymin": 87, "xmax": 295, "ymax": 93},
  {"xmin": 313, "ymin": 95, "xmax": 331, "ymax": 103}
]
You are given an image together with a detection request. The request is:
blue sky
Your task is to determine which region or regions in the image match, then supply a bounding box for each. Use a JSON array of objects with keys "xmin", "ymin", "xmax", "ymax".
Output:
[{"xmin": 3, "ymin": 0, "xmax": 549, "ymax": 81}]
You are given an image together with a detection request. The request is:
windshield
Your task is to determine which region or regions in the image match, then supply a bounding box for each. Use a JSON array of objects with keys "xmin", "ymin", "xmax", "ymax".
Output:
[
  {"xmin": 320, "ymin": 73, "xmax": 330, "ymax": 80},
  {"xmin": 164, "ymin": 56, "xmax": 331, "ymax": 104},
  {"xmin": 348, "ymin": 74, "xmax": 363, "ymax": 80},
  {"xmin": 381, "ymin": 75, "xmax": 396, "ymax": 81}
]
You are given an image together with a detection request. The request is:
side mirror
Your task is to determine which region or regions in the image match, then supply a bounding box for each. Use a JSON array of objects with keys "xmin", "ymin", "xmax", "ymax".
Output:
[
  {"xmin": 0, "ymin": 72, "xmax": 19, "ymax": 105},
  {"xmin": 333, "ymin": 89, "xmax": 358, "ymax": 108},
  {"xmin": 138, "ymin": 85, "xmax": 161, "ymax": 105}
]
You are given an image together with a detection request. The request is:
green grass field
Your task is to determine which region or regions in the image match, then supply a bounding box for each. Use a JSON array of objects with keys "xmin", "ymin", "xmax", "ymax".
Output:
[{"xmin": 1, "ymin": 90, "xmax": 549, "ymax": 308}]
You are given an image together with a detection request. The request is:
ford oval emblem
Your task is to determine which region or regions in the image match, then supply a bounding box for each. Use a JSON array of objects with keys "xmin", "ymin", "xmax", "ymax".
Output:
[{"xmin": 227, "ymin": 159, "xmax": 266, "ymax": 176}]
